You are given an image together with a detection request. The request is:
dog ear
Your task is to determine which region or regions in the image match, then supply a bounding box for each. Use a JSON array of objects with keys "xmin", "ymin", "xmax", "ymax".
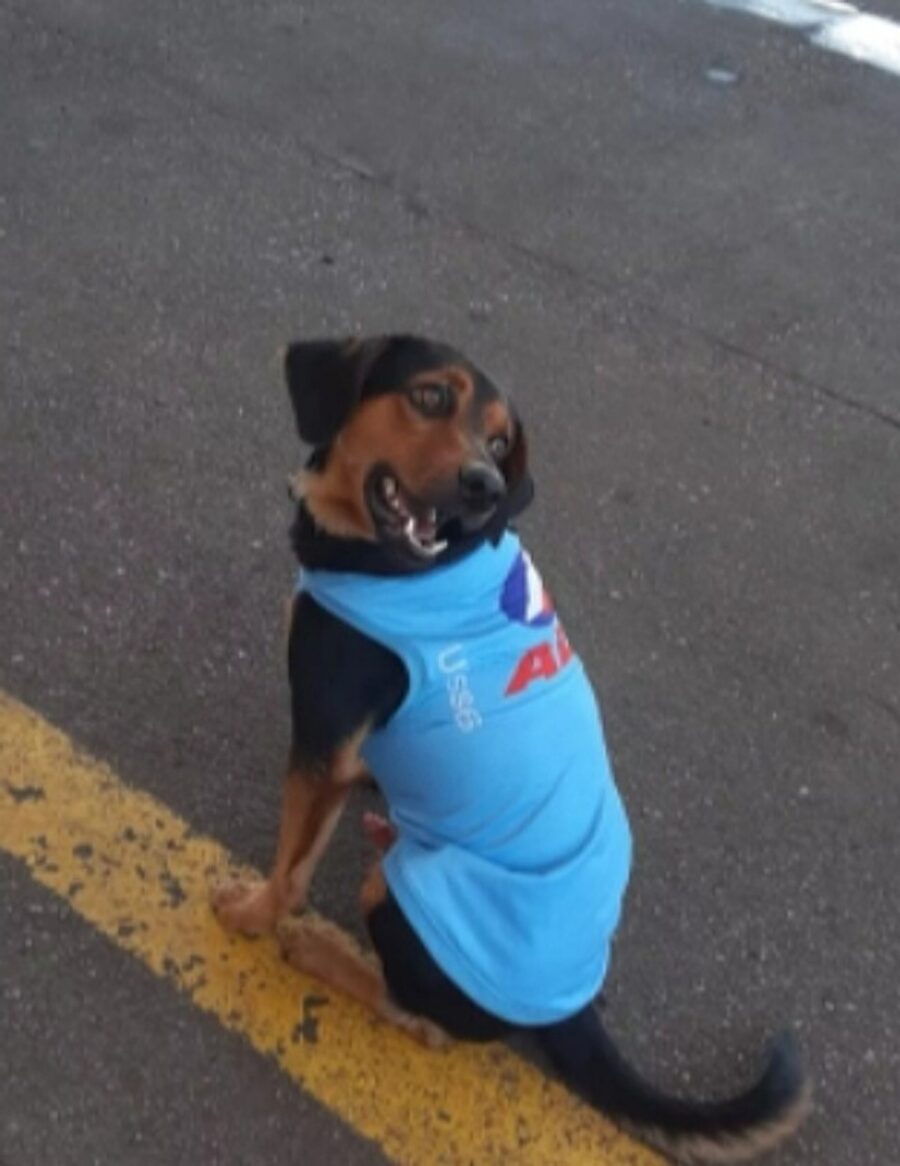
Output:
[
  {"xmin": 283, "ymin": 337, "xmax": 388, "ymax": 447},
  {"xmin": 501, "ymin": 416, "xmax": 535, "ymax": 518}
]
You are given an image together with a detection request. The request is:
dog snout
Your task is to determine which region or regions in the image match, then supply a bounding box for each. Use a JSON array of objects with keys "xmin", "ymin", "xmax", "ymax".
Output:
[{"xmin": 458, "ymin": 461, "xmax": 506, "ymax": 512}]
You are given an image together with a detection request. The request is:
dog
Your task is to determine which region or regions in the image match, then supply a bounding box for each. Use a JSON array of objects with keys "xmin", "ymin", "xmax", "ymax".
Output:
[{"xmin": 212, "ymin": 335, "xmax": 810, "ymax": 1163}]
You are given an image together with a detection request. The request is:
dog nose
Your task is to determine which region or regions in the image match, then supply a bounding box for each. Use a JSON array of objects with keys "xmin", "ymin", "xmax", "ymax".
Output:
[{"xmin": 459, "ymin": 461, "xmax": 506, "ymax": 510}]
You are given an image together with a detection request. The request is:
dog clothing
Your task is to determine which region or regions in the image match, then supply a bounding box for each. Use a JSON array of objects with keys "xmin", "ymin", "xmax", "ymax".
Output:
[{"xmin": 298, "ymin": 531, "xmax": 631, "ymax": 1024}]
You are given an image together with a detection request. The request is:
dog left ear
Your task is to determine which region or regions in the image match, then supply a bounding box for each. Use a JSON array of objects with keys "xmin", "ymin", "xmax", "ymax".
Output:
[
  {"xmin": 283, "ymin": 337, "xmax": 388, "ymax": 447},
  {"xmin": 501, "ymin": 417, "xmax": 535, "ymax": 518}
]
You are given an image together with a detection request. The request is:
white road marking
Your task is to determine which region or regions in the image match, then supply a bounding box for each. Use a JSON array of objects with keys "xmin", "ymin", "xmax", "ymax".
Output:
[{"xmin": 701, "ymin": 0, "xmax": 900, "ymax": 77}]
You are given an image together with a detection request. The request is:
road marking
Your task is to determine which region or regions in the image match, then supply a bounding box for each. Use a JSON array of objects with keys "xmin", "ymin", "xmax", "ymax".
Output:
[
  {"xmin": 701, "ymin": 0, "xmax": 900, "ymax": 78},
  {"xmin": 0, "ymin": 691, "xmax": 661, "ymax": 1166}
]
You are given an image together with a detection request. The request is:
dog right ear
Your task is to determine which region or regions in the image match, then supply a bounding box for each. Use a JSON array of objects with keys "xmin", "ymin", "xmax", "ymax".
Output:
[{"xmin": 283, "ymin": 337, "xmax": 388, "ymax": 447}]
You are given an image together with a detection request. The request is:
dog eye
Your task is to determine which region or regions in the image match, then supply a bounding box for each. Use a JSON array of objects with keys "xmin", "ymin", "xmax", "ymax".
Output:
[
  {"xmin": 409, "ymin": 382, "xmax": 454, "ymax": 417},
  {"xmin": 487, "ymin": 434, "xmax": 510, "ymax": 461}
]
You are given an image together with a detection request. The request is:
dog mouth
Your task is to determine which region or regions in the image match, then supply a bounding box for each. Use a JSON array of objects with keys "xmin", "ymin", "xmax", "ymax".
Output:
[{"xmin": 367, "ymin": 469, "xmax": 450, "ymax": 560}]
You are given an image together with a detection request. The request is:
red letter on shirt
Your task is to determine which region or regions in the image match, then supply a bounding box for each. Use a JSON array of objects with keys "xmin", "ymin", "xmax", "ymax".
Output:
[
  {"xmin": 556, "ymin": 622, "xmax": 573, "ymax": 668},
  {"xmin": 505, "ymin": 644, "xmax": 558, "ymax": 696}
]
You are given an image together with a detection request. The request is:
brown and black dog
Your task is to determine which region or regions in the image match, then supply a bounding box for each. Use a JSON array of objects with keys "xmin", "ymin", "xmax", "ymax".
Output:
[{"xmin": 212, "ymin": 335, "xmax": 810, "ymax": 1163}]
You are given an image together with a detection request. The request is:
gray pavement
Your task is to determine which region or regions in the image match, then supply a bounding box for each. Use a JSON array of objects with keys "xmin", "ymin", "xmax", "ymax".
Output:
[{"xmin": 1, "ymin": 0, "xmax": 898, "ymax": 1163}]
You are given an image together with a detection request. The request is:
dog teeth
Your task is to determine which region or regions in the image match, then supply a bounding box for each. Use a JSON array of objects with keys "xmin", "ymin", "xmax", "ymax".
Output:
[
  {"xmin": 401, "ymin": 514, "xmax": 447, "ymax": 557},
  {"xmin": 413, "ymin": 535, "xmax": 446, "ymax": 558}
]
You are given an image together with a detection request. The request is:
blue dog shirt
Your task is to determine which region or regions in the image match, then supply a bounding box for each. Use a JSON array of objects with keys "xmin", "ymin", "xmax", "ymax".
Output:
[{"xmin": 298, "ymin": 532, "xmax": 631, "ymax": 1024}]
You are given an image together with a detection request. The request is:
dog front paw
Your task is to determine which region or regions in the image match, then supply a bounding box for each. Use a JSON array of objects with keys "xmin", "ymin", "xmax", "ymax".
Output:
[{"xmin": 210, "ymin": 878, "xmax": 277, "ymax": 936}]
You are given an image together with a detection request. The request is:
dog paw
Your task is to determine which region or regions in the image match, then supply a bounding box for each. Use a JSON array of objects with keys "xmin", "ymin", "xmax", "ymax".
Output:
[
  {"xmin": 385, "ymin": 1004, "xmax": 451, "ymax": 1051},
  {"xmin": 407, "ymin": 1016, "xmax": 451, "ymax": 1051},
  {"xmin": 210, "ymin": 878, "xmax": 276, "ymax": 936}
]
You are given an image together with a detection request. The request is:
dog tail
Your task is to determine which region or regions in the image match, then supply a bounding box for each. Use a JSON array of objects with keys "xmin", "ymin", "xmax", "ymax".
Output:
[{"xmin": 535, "ymin": 1006, "xmax": 811, "ymax": 1163}]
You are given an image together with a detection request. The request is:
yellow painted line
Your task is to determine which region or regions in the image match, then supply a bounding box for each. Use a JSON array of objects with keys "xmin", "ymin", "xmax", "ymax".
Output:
[{"xmin": 0, "ymin": 690, "xmax": 661, "ymax": 1166}]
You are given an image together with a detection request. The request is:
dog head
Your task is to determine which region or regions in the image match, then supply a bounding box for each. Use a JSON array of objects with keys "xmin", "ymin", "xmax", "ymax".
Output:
[{"xmin": 284, "ymin": 335, "xmax": 533, "ymax": 567}]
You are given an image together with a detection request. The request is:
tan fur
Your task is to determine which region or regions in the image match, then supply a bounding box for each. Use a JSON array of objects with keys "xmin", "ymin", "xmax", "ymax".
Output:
[
  {"xmin": 359, "ymin": 860, "xmax": 388, "ymax": 915},
  {"xmin": 633, "ymin": 1083, "xmax": 813, "ymax": 1164},
  {"xmin": 480, "ymin": 398, "xmax": 513, "ymax": 440},
  {"xmin": 301, "ymin": 456, "xmax": 375, "ymax": 540},
  {"xmin": 211, "ymin": 725, "xmax": 371, "ymax": 935},
  {"xmin": 277, "ymin": 915, "xmax": 450, "ymax": 1050},
  {"xmin": 225, "ymin": 338, "xmax": 806, "ymax": 1159},
  {"xmin": 298, "ymin": 363, "xmax": 512, "ymax": 542}
]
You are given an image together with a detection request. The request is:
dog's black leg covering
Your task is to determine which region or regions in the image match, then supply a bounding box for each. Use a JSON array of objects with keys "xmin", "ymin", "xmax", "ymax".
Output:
[{"xmin": 535, "ymin": 1006, "xmax": 810, "ymax": 1163}]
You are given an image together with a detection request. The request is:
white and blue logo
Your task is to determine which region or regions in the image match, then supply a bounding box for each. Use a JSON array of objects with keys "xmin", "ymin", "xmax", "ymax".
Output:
[{"xmin": 500, "ymin": 550, "xmax": 555, "ymax": 627}]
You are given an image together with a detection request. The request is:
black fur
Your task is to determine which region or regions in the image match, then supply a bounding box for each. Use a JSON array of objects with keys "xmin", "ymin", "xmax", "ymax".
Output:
[
  {"xmin": 284, "ymin": 337, "xmax": 388, "ymax": 447},
  {"xmin": 284, "ymin": 335, "xmax": 476, "ymax": 448},
  {"xmin": 288, "ymin": 591, "xmax": 407, "ymax": 770},
  {"xmin": 285, "ymin": 334, "xmax": 809, "ymax": 1163},
  {"xmin": 537, "ymin": 1010, "xmax": 808, "ymax": 1162},
  {"xmin": 290, "ymin": 503, "xmax": 809, "ymax": 1160},
  {"xmin": 367, "ymin": 890, "xmax": 513, "ymax": 1042}
]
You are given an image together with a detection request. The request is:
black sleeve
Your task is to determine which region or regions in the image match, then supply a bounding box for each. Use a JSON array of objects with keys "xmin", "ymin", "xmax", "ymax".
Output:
[{"xmin": 287, "ymin": 592, "xmax": 408, "ymax": 771}]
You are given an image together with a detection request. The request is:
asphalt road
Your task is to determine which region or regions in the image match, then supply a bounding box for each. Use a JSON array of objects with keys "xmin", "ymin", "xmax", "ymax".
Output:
[{"xmin": 2, "ymin": 0, "xmax": 899, "ymax": 1163}]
